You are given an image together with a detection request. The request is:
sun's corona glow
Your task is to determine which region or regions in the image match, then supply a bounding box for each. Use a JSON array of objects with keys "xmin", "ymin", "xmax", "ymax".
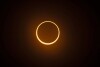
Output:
[{"xmin": 36, "ymin": 21, "xmax": 60, "ymax": 45}]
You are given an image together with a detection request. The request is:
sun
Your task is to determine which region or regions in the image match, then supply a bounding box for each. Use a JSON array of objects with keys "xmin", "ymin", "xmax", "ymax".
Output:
[{"xmin": 36, "ymin": 21, "xmax": 60, "ymax": 45}]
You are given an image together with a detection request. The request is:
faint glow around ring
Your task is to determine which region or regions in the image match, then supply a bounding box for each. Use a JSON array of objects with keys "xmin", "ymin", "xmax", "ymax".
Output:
[{"xmin": 36, "ymin": 21, "xmax": 60, "ymax": 45}]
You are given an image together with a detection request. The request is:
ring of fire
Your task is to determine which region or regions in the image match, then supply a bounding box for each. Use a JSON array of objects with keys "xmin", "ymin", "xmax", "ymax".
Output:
[{"xmin": 36, "ymin": 21, "xmax": 60, "ymax": 45}]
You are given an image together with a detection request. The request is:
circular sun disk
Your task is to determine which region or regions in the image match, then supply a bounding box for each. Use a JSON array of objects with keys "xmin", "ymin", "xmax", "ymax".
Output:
[{"xmin": 36, "ymin": 21, "xmax": 60, "ymax": 45}]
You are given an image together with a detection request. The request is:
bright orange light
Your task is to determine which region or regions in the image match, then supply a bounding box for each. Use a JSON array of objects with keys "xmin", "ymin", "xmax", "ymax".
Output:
[{"xmin": 36, "ymin": 21, "xmax": 60, "ymax": 45}]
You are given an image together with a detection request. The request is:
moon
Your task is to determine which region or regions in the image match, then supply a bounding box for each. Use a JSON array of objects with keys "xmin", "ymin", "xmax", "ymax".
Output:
[{"xmin": 36, "ymin": 21, "xmax": 60, "ymax": 45}]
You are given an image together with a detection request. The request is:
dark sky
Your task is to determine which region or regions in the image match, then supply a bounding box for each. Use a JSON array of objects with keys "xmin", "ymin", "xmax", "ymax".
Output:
[{"xmin": 1, "ymin": 0, "xmax": 99, "ymax": 67}]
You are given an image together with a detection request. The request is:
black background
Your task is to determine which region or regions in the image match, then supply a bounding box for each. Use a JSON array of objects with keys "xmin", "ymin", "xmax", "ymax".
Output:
[{"xmin": 1, "ymin": 0, "xmax": 99, "ymax": 67}]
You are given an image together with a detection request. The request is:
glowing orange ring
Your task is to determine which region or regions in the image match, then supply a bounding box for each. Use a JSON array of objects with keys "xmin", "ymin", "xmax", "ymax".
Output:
[{"xmin": 36, "ymin": 21, "xmax": 60, "ymax": 45}]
